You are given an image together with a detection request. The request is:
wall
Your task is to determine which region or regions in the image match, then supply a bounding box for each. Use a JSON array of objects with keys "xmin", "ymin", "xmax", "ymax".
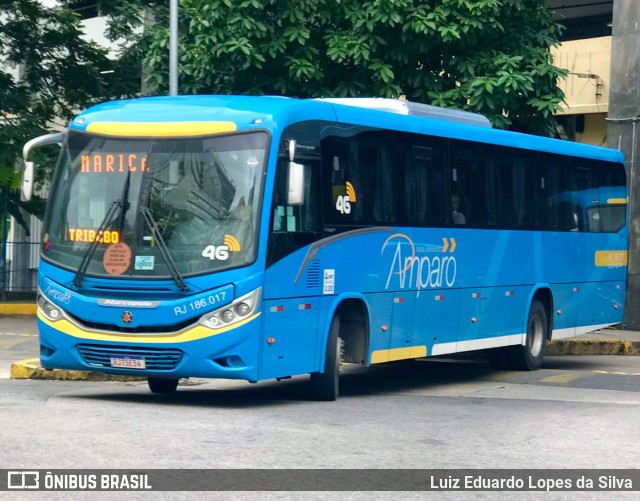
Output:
[{"xmin": 552, "ymin": 36, "xmax": 612, "ymax": 116}]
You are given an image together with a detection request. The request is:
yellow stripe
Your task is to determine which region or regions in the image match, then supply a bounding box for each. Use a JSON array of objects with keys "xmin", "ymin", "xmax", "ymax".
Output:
[
  {"xmin": 594, "ymin": 250, "xmax": 628, "ymax": 267},
  {"xmin": 541, "ymin": 373, "xmax": 583, "ymax": 384},
  {"xmin": 86, "ymin": 121, "xmax": 237, "ymax": 137},
  {"xmin": 606, "ymin": 198, "xmax": 627, "ymax": 205},
  {"xmin": 370, "ymin": 345, "xmax": 427, "ymax": 364},
  {"xmin": 38, "ymin": 310, "xmax": 260, "ymax": 344}
]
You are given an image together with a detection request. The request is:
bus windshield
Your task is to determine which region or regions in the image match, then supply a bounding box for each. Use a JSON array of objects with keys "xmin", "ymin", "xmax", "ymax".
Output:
[{"xmin": 42, "ymin": 130, "xmax": 268, "ymax": 280}]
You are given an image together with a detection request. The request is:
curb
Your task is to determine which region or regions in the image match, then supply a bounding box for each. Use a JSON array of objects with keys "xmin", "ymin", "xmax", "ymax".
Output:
[
  {"xmin": 10, "ymin": 358, "xmax": 144, "ymax": 382},
  {"xmin": 546, "ymin": 339, "xmax": 640, "ymax": 356},
  {"xmin": 0, "ymin": 303, "xmax": 37, "ymax": 316}
]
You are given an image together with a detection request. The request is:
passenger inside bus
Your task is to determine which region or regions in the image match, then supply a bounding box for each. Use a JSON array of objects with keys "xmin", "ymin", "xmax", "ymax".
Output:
[{"xmin": 452, "ymin": 194, "xmax": 466, "ymax": 225}]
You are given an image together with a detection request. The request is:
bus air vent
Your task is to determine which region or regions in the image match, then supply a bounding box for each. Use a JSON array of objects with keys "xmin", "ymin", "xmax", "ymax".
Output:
[
  {"xmin": 306, "ymin": 260, "xmax": 320, "ymax": 289},
  {"xmin": 316, "ymin": 98, "xmax": 492, "ymax": 128},
  {"xmin": 77, "ymin": 344, "xmax": 183, "ymax": 371},
  {"xmin": 66, "ymin": 313, "xmax": 196, "ymax": 333},
  {"xmin": 91, "ymin": 285, "xmax": 175, "ymax": 293}
]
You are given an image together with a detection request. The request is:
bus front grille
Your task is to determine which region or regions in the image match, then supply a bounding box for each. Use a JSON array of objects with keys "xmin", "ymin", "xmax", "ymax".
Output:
[{"xmin": 77, "ymin": 344, "xmax": 183, "ymax": 371}]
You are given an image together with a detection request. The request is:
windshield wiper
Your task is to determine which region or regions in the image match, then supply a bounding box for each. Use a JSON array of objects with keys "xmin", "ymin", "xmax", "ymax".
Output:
[
  {"xmin": 73, "ymin": 200, "xmax": 123, "ymax": 288},
  {"xmin": 140, "ymin": 207, "xmax": 189, "ymax": 292},
  {"xmin": 73, "ymin": 171, "xmax": 132, "ymax": 288}
]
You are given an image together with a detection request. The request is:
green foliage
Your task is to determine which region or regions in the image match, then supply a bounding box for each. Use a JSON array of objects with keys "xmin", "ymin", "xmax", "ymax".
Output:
[
  {"xmin": 140, "ymin": 0, "xmax": 566, "ymax": 136},
  {"xmin": 0, "ymin": 0, "xmax": 143, "ymax": 226}
]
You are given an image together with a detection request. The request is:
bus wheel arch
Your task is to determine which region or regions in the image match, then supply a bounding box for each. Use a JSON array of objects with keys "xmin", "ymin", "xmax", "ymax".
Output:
[
  {"xmin": 488, "ymin": 288, "xmax": 553, "ymax": 371},
  {"xmin": 530, "ymin": 287, "xmax": 553, "ymax": 341},
  {"xmin": 511, "ymin": 288, "xmax": 553, "ymax": 371},
  {"xmin": 309, "ymin": 297, "xmax": 370, "ymax": 401},
  {"xmin": 332, "ymin": 298, "xmax": 370, "ymax": 366}
]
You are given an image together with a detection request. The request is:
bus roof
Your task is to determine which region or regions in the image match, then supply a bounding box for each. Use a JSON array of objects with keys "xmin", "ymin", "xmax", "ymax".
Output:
[{"xmin": 69, "ymin": 95, "xmax": 625, "ymax": 165}]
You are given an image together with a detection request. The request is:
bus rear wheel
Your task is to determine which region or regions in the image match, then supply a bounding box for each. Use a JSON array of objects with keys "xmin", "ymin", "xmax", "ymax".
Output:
[
  {"xmin": 147, "ymin": 377, "xmax": 179, "ymax": 394},
  {"xmin": 510, "ymin": 299, "xmax": 548, "ymax": 371},
  {"xmin": 310, "ymin": 315, "xmax": 343, "ymax": 401}
]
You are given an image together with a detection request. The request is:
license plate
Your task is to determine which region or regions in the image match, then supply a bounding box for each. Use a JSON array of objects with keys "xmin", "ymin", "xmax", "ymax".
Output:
[{"xmin": 110, "ymin": 356, "xmax": 146, "ymax": 369}]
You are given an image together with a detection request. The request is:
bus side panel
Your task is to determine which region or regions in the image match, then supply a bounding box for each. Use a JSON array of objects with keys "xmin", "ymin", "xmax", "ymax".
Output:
[
  {"xmin": 364, "ymin": 292, "xmax": 394, "ymax": 364},
  {"xmin": 259, "ymin": 297, "xmax": 321, "ymax": 380},
  {"xmin": 389, "ymin": 292, "xmax": 417, "ymax": 355},
  {"xmin": 576, "ymin": 281, "xmax": 624, "ymax": 333},
  {"xmin": 548, "ymin": 283, "xmax": 580, "ymax": 338},
  {"xmin": 415, "ymin": 290, "xmax": 459, "ymax": 356},
  {"xmin": 456, "ymin": 286, "xmax": 518, "ymax": 350}
]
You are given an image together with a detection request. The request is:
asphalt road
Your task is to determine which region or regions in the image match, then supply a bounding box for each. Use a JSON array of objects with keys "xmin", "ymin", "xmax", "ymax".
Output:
[
  {"xmin": 2, "ymin": 316, "xmax": 640, "ymax": 500},
  {"xmin": 0, "ymin": 315, "xmax": 37, "ymax": 378}
]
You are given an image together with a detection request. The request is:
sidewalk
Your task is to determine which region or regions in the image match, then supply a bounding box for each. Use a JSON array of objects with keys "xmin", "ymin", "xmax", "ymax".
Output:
[
  {"xmin": 3, "ymin": 303, "xmax": 640, "ymax": 381},
  {"xmin": 546, "ymin": 328, "xmax": 640, "ymax": 356}
]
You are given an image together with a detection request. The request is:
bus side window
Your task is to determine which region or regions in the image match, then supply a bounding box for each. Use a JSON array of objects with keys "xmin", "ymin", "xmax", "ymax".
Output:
[
  {"xmin": 322, "ymin": 130, "xmax": 396, "ymax": 227},
  {"xmin": 487, "ymin": 148, "xmax": 529, "ymax": 229},
  {"xmin": 396, "ymin": 134, "xmax": 446, "ymax": 227},
  {"xmin": 272, "ymin": 158, "xmax": 318, "ymax": 233},
  {"xmin": 268, "ymin": 157, "xmax": 320, "ymax": 265},
  {"xmin": 450, "ymin": 139, "xmax": 489, "ymax": 228}
]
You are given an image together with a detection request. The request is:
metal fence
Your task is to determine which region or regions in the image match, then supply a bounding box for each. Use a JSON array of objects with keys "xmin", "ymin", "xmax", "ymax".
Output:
[
  {"xmin": 1, "ymin": 188, "xmax": 40, "ymax": 300},
  {"xmin": 0, "ymin": 240, "xmax": 39, "ymax": 299}
]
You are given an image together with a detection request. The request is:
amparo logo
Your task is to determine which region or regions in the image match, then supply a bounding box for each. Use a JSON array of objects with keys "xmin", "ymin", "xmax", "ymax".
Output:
[{"xmin": 382, "ymin": 233, "xmax": 457, "ymax": 294}]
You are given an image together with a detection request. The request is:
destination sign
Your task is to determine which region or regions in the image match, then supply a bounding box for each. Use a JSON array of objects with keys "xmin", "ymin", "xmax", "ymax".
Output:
[
  {"xmin": 67, "ymin": 228, "xmax": 120, "ymax": 244},
  {"xmin": 81, "ymin": 153, "xmax": 149, "ymax": 173}
]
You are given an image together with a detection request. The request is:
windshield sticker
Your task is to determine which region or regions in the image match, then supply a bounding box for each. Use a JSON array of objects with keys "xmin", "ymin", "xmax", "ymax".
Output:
[
  {"xmin": 81, "ymin": 153, "xmax": 148, "ymax": 173},
  {"xmin": 134, "ymin": 255, "xmax": 155, "ymax": 271},
  {"xmin": 201, "ymin": 234, "xmax": 241, "ymax": 261},
  {"xmin": 67, "ymin": 228, "xmax": 120, "ymax": 244},
  {"xmin": 103, "ymin": 242, "xmax": 132, "ymax": 275},
  {"xmin": 334, "ymin": 181, "xmax": 357, "ymax": 214}
]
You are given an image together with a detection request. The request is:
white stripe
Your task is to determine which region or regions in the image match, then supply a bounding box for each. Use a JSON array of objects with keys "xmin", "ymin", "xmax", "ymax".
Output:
[
  {"xmin": 552, "ymin": 323, "xmax": 617, "ymax": 340},
  {"xmin": 431, "ymin": 322, "xmax": 620, "ymax": 355},
  {"xmin": 432, "ymin": 333, "xmax": 526, "ymax": 356}
]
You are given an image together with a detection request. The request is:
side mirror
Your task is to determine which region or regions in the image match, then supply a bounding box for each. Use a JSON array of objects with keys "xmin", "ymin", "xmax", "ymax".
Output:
[
  {"xmin": 287, "ymin": 161, "xmax": 304, "ymax": 206},
  {"xmin": 21, "ymin": 161, "xmax": 35, "ymax": 202},
  {"xmin": 21, "ymin": 132, "xmax": 64, "ymax": 202}
]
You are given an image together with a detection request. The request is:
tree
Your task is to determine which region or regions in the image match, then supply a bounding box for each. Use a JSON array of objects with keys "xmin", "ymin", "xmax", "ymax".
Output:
[
  {"xmin": 141, "ymin": 0, "xmax": 566, "ymax": 136},
  {"xmin": 0, "ymin": 0, "xmax": 142, "ymax": 225}
]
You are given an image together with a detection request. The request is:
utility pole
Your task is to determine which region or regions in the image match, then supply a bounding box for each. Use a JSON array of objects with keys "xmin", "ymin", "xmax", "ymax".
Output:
[
  {"xmin": 608, "ymin": 0, "xmax": 640, "ymax": 328},
  {"xmin": 169, "ymin": 0, "xmax": 178, "ymax": 96}
]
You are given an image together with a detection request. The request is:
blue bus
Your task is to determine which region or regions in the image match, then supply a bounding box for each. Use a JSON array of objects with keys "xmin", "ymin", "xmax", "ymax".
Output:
[{"xmin": 22, "ymin": 96, "xmax": 627, "ymax": 400}]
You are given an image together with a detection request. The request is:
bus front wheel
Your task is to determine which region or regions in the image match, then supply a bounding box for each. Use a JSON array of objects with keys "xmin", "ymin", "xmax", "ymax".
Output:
[
  {"xmin": 510, "ymin": 299, "xmax": 548, "ymax": 371},
  {"xmin": 148, "ymin": 377, "xmax": 179, "ymax": 394},
  {"xmin": 309, "ymin": 315, "xmax": 344, "ymax": 401}
]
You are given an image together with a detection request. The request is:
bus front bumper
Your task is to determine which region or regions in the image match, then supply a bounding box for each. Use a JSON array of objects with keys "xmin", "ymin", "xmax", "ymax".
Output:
[{"xmin": 36, "ymin": 312, "xmax": 262, "ymax": 382}]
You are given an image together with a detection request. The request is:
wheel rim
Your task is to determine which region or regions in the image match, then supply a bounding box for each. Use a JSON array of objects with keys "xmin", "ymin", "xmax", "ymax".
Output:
[{"xmin": 529, "ymin": 315, "xmax": 544, "ymax": 357}]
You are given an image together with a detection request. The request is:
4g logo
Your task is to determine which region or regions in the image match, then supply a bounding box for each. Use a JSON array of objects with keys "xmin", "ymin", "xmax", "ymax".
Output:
[
  {"xmin": 335, "ymin": 181, "xmax": 357, "ymax": 215},
  {"xmin": 202, "ymin": 235, "xmax": 241, "ymax": 261}
]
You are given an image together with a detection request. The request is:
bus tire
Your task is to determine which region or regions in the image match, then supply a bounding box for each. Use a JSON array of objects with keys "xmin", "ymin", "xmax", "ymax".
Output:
[
  {"xmin": 510, "ymin": 299, "xmax": 547, "ymax": 371},
  {"xmin": 310, "ymin": 315, "xmax": 343, "ymax": 401},
  {"xmin": 148, "ymin": 377, "xmax": 179, "ymax": 394},
  {"xmin": 486, "ymin": 347, "xmax": 510, "ymax": 370}
]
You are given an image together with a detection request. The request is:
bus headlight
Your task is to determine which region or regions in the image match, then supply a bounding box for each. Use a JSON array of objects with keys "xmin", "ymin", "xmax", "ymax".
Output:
[
  {"xmin": 235, "ymin": 302, "xmax": 251, "ymax": 316},
  {"xmin": 203, "ymin": 287, "xmax": 261, "ymax": 330},
  {"xmin": 37, "ymin": 292, "xmax": 63, "ymax": 322},
  {"xmin": 221, "ymin": 309, "xmax": 235, "ymax": 323}
]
